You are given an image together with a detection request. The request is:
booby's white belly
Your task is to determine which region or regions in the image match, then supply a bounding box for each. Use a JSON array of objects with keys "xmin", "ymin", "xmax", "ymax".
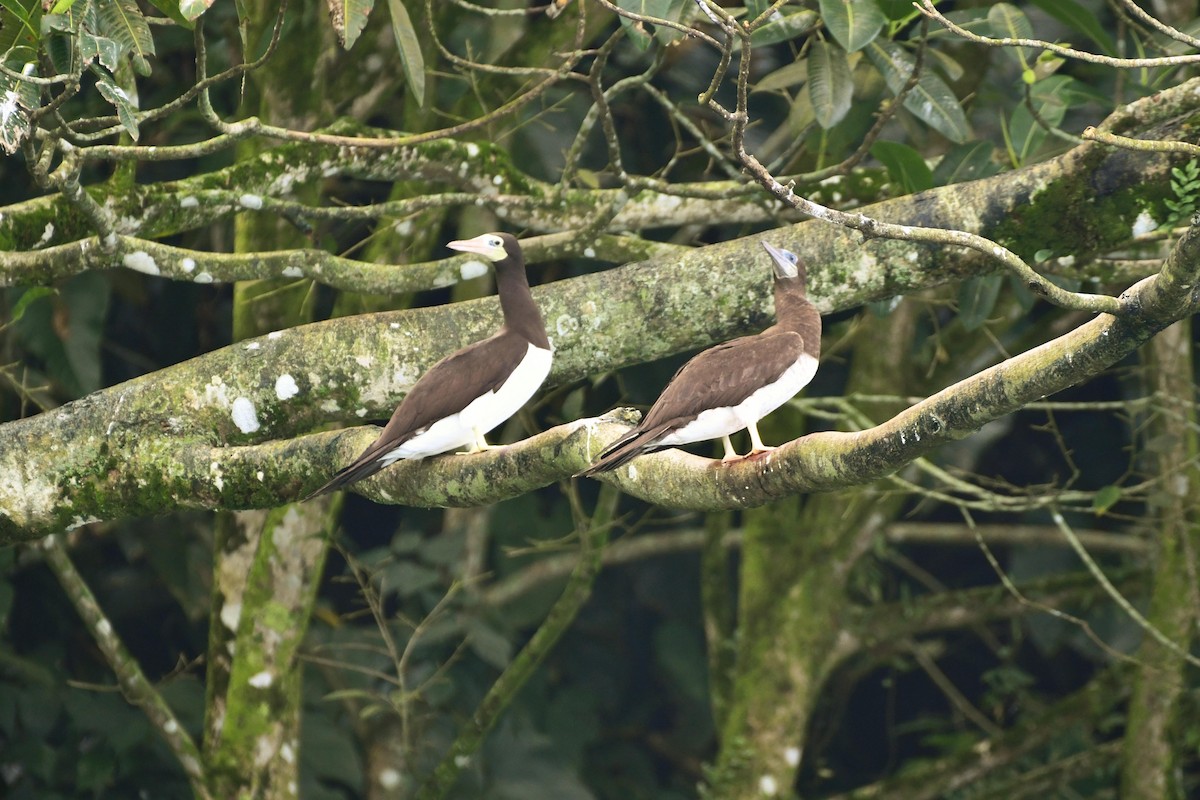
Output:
[
  {"xmin": 379, "ymin": 343, "xmax": 553, "ymax": 464},
  {"xmin": 657, "ymin": 353, "xmax": 818, "ymax": 447}
]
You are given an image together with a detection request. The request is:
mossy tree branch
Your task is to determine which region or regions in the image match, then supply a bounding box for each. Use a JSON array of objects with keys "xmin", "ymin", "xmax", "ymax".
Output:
[{"xmin": 3, "ymin": 206, "xmax": 1200, "ymax": 542}]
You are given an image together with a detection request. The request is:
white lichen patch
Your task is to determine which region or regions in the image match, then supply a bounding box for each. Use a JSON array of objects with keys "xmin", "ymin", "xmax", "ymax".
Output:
[
  {"xmin": 465, "ymin": 142, "xmax": 480, "ymax": 157},
  {"xmin": 454, "ymin": 755, "xmax": 471, "ymax": 768},
  {"xmin": 203, "ymin": 376, "xmax": 230, "ymax": 408},
  {"xmin": 852, "ymin": 251, "xmax": 879, "ymax": 286},
  {"xmin": 67, "ymin": 515, "xmax": 100, "ymax": 531},
  {"xmin": 1132, "ymin": 210, "xmax": 1158, "ymax": 237},
  {"xmin": 628, "ymin": 464, "xmax": 639, "ymax": 481},
  {"xmin": 460, "ymin": 259, "xmax": 489, "ymax": 281},
  {"xmin": 256, "ymin": 470, "xmax": 265, "ymax": 482},
  {"xmin": 584, "ymin": 247, "xmax": 595, "ymax": 258},
  {"xmin": 194, "ymin": 271, "xmax": 214, "ymax": 284},
  {"xmin": 96, "ymin": 619, "xmax": 112, "ymax": 637},
  {"xmin": 320, "ymin": 399, "xmax": 341, "ymax": 412},
  {"xmin": 210, "ymin": 460, "xmax": 225, "ymax": 492},
  {"xmin": 281, "ymin": 266, "xmax": 303, "ymax": 278},
  {"xmin": 181, "ymin": 257, "xmax": 196, "ymax": 273},
  {"xmin": 122, "ymin": 250, "xmax": 159, "ymax": 275},
  {"xmin": 38, "ymin": 222, "xmax": 54, "ymax": 244},
  {"xmin": 492, "ymin": 174, "xmax": 503, "ymax": 185},
  {"xmin": 238, "ymin": 193, "xmax": 264, "ymax": 210},
  {"xmin": 281, "ymin": 742, "xmax": 296, "ymax": 765},
  {"xmin": 248, "ymin": 670, "xmax": 273, "ymax": 689},
  {"xmin": 267, "ymin": 330, "xmax": 283, "ymax": 340},
  {"xmin": 275, "ymin": 373, "xmax": 299, "ymax": 400},
  {"xmin": 354, "ymin": 355, "xmax": 374, "ymax": 368},
  {"xmin": 784, "ymin": 746, "xmax": 801, "ymax": 767},
  {"xmin": 555, "ymin": 314, "xmax": 580, "ymax": 337},
  {"xmin": 231, "ymin": 396, "xmax": 260, "ymax": 433},
  {"xmin": 759, "ymin": 775, "xmax": 778, "ymax": 795},
  {"xmin": 356, "ymin": 407, "xmax": 368, "ymax": 417},
  {"xmin": 244, "ymin": 341, "xmax": 261, "ymax": 351},
  {"xmin": 394, "ymin": 219, "xmax": 413, "ymax": 236},
  {"xmin": 220, "ymin": 600, "xmax": 241, "ymax": 631},
  {"xmin": 379, "ymin": 768, "xmax": 401, "ymax": 789},
  {"xmin": 179, "ymin": 195, "xmax": 199, "ymax": 208},
  {"xmin": 389, "ymin": 322, "xmax": 400, "ymax": 329}
]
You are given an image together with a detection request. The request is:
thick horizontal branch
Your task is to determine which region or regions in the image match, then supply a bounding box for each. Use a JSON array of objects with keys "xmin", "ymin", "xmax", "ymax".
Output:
[{"xmin": 2, "ymin": 100, "xmax": 1199, "ymax": 539}]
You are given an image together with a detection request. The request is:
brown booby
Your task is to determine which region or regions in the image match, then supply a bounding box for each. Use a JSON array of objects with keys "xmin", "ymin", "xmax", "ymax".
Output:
[
  {"xmin": 306, "ymin": 232, "xmax": 551, "ymax": 499},
  {"xmin": 578, "ymin": 241, "xmax": 820, "ymax": 476}
]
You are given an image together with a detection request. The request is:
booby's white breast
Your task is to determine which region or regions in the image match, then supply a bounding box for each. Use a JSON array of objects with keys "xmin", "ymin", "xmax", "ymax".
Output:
[
  {"xmin": 657, "ymin": 352, "xmax": 819, "ymax": 447},
  {"xmin": 378, "ymin": 343, "xmax": 552, "ymax": 464}
]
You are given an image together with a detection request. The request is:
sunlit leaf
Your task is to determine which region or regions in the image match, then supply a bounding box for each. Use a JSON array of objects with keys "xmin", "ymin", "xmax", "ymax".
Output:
[
  {"xmin": 820, "ymin": 0, "xmax": 884, "ymax": 53},
  {"xmin": 808, "ymin": 39, "xmax": 853, "ymax": 129},
  {"xmin": 987, "ymin": 3, "xmax": 1034, "ymax": 71},
  {"xmin": 178, "ymin": 0, "xmax": 215, "ymax": 24},
  {"xmin": 751, "ymin": 9, "xmax": 819, "ymax": 46},
  {"xmin": 866, "ymin": 39, "xmax": 970, "ymax": 143},
  {"xmin": 386, "ymin": 0, "xmax": 424, "ymax": 106},
  {"xmin": 93, "ymin": 0, "xmax": 154, "ymax": 74},
  {"xmin": 327, "ymin": 0, "xmax": 375, "ymax": 49},
  {"xmin": 94, "ymin": 73, "xmax": 139, "ymax": 140}
]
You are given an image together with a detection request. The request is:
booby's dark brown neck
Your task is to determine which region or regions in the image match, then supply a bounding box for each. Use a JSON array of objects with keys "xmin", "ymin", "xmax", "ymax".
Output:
[
  {"xmin": 772, "ymin": 261, "xmax": 821, "ymax": 359},
  {"xmin": 495, "ymin": 251, "xmax": 550, "ymax": 350}
]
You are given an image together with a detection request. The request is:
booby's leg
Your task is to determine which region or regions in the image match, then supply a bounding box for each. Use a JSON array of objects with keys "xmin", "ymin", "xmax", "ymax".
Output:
[
  {"xmin": 747, "ymin": 422, "xmax": 776, "ymax": 456},
  {"xmin": 464, "ymin": 427, "xmax": 500, "ymax": 453},
  {"xmin": 720, "ymin": 434, "xmax": 740, "ymax": 462}
]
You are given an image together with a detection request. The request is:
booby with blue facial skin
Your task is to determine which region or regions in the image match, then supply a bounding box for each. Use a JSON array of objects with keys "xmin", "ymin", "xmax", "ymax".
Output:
[
  {"xmin": 579, "ymin": 241, "xmax": 820, "ymax": 476},
  {"xmin": 306, "ymin": 232, "xmax": 551, "ymax": 499}
]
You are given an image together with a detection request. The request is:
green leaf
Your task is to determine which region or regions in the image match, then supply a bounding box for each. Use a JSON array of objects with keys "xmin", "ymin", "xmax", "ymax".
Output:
[
  {"xmin": 750, "ymin": 9, "xmax": 819, "ymax": 47},
  {"xmin": 807, "ymin": 39, "xmax": 853, "ymax": 129},
  {"xmin": 755, "ymin": 59, "xmax": 807, "ymax": 92},
  {"xmin": 93, "ymin": 0, "xmax": 154, "ymax": 74},
  {"xmin": 986, "ymin": 3, "xmax": 1034, "ymax": 70},
  {"xmin": 820, "ymin": 0, "xmax": 884, "ymax": 52},
  {"xmin": 871, "ymin": 140, "xmax": 932, "ymax": 193},
  {"xmin": 79, "ymin": 32, "xmax": 123, "ymax": 72},
  {"xmin": 9, "ymin": 286, "xmax": 54, "ymax": 324},
  {"xmin": 178, "ymin": 0, "xmax": 213, "ymax": 23},
  {"xmin": 0, "ymin": 68, "xmax": 37, "ymax": 154},
  {"xmin": 616, "ymin": 0, "xmax": 689, "ymax": 50},
  {"xmin": 0, "ymin": 1, "xmax": 39, "ymax": 41},
  {"xmin": 931, "ymin": 140, "xmax": 998, "ymax": 186},
  {"xmin": 1092, "ymin": 485, "xmax": 1121, "ymax": 516},
  {"xmin": 93, "ymin": 73, "xmax": 139, "ymax": 140},
  {"xmin": 1026, "ymin": 0, "xmax": 1116, "ymax": 56},
  {"xmin": 1004, "ymin": 75, "xmax": 1076, "ymax": 166},
  {"xmin": 957, "ymin": 273, "xmax": 1003, "ymax": 331},
  {"xmin": 386, "ymin": 0, "xmax": 424, "ymax": 106},
  {"xmin": 866, "ymin": 39, "xmax": 970, "ymax": 143},
  {"xmin": 331, "ymin": 0, "xmax": 375, "ymax": 49}
]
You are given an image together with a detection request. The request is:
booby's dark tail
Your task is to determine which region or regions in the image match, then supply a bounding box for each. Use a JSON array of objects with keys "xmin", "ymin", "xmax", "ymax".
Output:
[
  {"xmin": 303, "ymin": 453, "xmax": 388, "ymax": 501},
  {"xmin": 576, "ymin": 424, "xmax": 671, "ymax": 477}
]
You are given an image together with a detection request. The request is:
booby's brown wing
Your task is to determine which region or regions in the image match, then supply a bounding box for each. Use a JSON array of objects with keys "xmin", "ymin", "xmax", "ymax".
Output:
[
  {"xmin": 306, "ymin": 330, "xmax": 531, "ymax": 498},
  {"xmin": 579, "ymin": 329, "xmax": 807, "ymax": 475}
]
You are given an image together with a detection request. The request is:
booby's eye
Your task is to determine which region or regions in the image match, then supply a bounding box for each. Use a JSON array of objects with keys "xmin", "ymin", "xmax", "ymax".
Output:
[
  {"xmin": 781, "ymin": 250, "xmax": 799, "ymax": 265},
  {"xmin": 487, "ymin": 236, "xmax": 503, "ymax": 248}
]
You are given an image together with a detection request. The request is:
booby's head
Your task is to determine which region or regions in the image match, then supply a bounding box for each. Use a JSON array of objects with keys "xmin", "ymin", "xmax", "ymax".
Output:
[
  {"xmin": 447, "ymin": 232, "xmax": 520, "ymax": 264},
  {"xmin": 762, "ymin": 241, "xmax": 807, "ymax": 289}
]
